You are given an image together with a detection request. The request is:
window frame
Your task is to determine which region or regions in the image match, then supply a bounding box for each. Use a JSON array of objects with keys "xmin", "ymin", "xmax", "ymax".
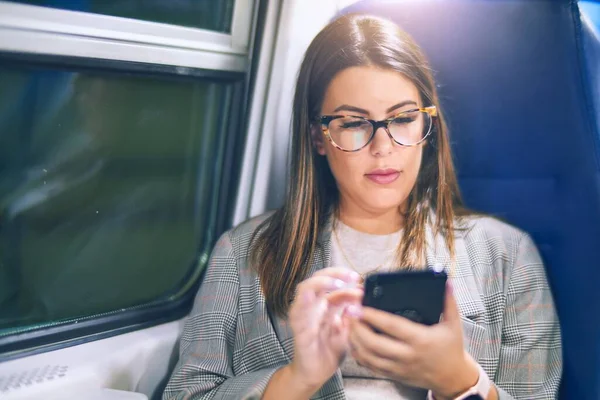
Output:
[
  {"xmin": 0, "ymin": 0, "xmax": 254, "ymax": 72},
  {"xmin": 0, "ymin": 0, "xmax": 263, "ymax": 360}
]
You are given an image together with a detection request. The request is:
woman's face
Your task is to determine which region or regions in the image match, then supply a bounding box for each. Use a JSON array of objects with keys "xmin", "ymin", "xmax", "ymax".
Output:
[{"xmin": 316, "ymin": 66, "xmax": 425, "ymax": 218}]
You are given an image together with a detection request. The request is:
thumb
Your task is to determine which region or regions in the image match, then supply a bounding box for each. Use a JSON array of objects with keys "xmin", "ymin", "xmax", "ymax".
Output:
[{"xmin": 441, "ymin": 281, "xmax": 461, "ymax": 325}]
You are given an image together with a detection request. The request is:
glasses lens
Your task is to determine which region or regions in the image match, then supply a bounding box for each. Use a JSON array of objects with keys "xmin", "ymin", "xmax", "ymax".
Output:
[
  {"xmin": 388, "ymin": 110, "xmax": 432, "ymax": 145},
  {"xmin": 328, "ymin": 116, "xmax": 372, "ymax": 151}
]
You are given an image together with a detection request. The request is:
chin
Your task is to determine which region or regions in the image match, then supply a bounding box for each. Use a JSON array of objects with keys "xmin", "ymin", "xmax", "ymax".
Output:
[{"xmin": 363, "ymin": 198, "xmax": 405, "ymax": 214}]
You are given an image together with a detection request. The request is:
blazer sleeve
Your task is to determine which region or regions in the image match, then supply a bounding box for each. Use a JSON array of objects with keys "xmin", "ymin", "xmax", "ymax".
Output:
[
  {"xmin": 494, "ymin": 233, "xmax": 563, "ymax": 400},
  {"xmin": 162, "ymin": 231, "xmax": 283, "ymax": 400}
]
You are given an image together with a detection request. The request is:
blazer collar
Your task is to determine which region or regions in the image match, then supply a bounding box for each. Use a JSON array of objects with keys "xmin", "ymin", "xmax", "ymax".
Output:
[{"xmin": 424, "ymin": 219, "xmax": 485, "ymax": 322}]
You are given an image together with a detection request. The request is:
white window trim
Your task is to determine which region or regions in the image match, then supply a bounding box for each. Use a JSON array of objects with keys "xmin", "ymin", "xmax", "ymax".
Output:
[
  {"xmin": 234, "ymin": 0, "xmax": 353, "ymax": 223},
  {"xmin": 231, "ymin": 0, "xmax": 254, "ymax": 51},
  {"xmin": 232, "ymin": 0, "xmax": 283, "ymax": 225},
  {"xmin": 0, "ymin": 0, "xmax": 255, "ymax": 72}
]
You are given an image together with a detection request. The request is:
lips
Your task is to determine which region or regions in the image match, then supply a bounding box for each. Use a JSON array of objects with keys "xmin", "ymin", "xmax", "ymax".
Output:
[{"xmin": 365, "ymin": 168, "xmax": 401, "ymax": 184}]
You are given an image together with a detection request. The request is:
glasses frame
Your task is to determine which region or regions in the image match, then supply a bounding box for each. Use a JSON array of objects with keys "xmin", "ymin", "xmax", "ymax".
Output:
[{"xmin": 319, "ymin": 106, "xmax": 438, "ymax": 152}]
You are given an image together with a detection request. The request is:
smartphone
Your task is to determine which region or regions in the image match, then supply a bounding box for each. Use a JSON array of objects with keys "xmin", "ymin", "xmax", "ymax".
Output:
[{"xmin": 362, "ymin": 269, "xmax": 447, "ymax": 326}]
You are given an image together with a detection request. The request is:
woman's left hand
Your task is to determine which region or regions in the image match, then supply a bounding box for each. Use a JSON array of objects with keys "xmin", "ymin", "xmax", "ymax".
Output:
[{"xmin": 347, "ymin": 284, "xmax": 480, "ymax": 399}]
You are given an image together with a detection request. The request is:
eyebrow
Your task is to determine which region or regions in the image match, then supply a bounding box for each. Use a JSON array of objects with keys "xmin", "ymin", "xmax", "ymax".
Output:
[{"xmin": 333, "ymin": 100, "xmax": 418, "ymax": 115}]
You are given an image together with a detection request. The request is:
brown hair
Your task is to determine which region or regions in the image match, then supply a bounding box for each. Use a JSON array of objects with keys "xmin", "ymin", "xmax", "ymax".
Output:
[{"xmin": 250, "ymin": 13, "xmax": 467, "ymax": 317}]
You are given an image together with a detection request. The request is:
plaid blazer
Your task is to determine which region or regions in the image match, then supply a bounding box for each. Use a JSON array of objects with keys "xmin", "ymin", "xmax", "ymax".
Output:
[{"xmin": 163, "ymin": 213, "xmax": 562, "ymax": 400}]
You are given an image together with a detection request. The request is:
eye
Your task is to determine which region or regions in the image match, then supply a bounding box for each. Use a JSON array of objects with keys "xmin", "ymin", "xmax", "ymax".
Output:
[
  {"xmin": 330, "ymin": 116, "xmax": 369, "ymax": 131},
  {"xmin": 340, "ymin": 121, "xmax": 365, "ymax": 129},
  {"xmin": 392, "ymin": 115, "xmax": 417, "ymax": 125}
]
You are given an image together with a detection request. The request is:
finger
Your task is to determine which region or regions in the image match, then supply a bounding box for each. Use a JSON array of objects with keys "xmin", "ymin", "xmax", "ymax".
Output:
[
  {"xmin": 319, "ymin": 299, "xmax": 354, "ymax": 357},
  {"xmin": 350, "ymin": 332, "xmax": 405, "ymax": 376},
  {"xmin": 289, "ymin": 289, "xmax": 314, "ymax": 330},
  {"xmin": 360, "ymin": 307, "xmax": 426, "ymax": 342},
  {"xmin": 318, "ymin": 302, "xmax": 341, "ymax": 343},
  {"xmin": 343, "ymin": 304, "xmax": 363, "ymax": 319},
  {"xmin": 319, "ymin": 308, "xmax": 337, "ymax": 336},
  {"xmin": 316, "ymin": 287, "xmax": 362, "ymax": 328},
  {"xmin": 290, "ymin": 290, "xmax": 327, "ymax": 342},
  {"xmin": 349, "ymin": 319, "xmax": 411, "ymax": 361},
  {"xmin": 329, "ymin": 323, "xmax": 351, "ymax": 360},
  {"xmin": 290, "ymin": 288, "xmax": 314, "ymax": 318},
  {"xmin": 326, "ymin": 288, "xmax": 364, "ymax": 306},
  {"xmin": 324, "ymin": 289, "xmax": 363, "ymax": 326},
  {"xmin": 301, "ymin": 297, "xmax": 328, "ymax": 347},
  {"xmin": 441, "ymin": 281, "xmax": 461, "ymax": 326},
  {"xmin": 314, "ymin": 267, "xmax": 361, "ymax": 283},
  {"xmin": 327, "ymin": 305, "xmax": 355, "ymax": 358},
  {"xmin": 297, "ymin": 275, "xmax": 353, "ymax": 298},
  {"xmin": 352, "ymin": 350, "xmax": 401, "ymax": 377}
]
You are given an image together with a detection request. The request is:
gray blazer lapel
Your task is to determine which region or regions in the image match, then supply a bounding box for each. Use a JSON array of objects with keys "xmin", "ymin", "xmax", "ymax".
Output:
[
  {"xmin": 425, "ymin": 221, "xmax": 487, "ymax": 362},
  {"xmin": 425, "ymin": 221, "xmax": 485, "ymax": 321}
]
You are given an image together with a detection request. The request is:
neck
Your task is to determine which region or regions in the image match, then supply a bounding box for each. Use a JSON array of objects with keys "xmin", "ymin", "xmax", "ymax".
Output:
[{"xmin": 337, "ymin": 202, "xmax": 405, "ymax": 235}]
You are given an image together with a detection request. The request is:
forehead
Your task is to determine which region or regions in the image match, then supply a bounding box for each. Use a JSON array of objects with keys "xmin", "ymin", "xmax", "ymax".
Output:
[{"xmin": 321, "ymin": 66, "xmax": 420, "ymax": 114}]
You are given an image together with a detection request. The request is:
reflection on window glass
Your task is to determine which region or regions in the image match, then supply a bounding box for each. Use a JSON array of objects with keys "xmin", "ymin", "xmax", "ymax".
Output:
[
  {"xmin": 10, "ymin": 0, "xmax": 235, "ymax": 33},
  {"xmin": 0, "ymin": 62, "xmax": 234, "ymax": 334}
]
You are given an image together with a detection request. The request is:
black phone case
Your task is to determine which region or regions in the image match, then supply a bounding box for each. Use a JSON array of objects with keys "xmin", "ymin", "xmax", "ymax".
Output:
[{"xmin": 362, "ymin": 269, "xmax": 447, "ymax": 325}]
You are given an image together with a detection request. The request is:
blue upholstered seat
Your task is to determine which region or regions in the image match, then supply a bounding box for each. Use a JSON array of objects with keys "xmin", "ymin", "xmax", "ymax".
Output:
[{"xmin": 339, "ymin": 1, "xmax": 600, "ymax": 398}]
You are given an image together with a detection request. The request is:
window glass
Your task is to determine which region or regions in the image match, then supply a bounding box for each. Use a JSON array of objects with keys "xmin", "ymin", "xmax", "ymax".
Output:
[
  {"xmin": 9, "ymin": 0, "xmax": 235, "ymax": 33},
  {"xmin": 579, "ymin": 1, "xmax": 600, "ymax": 142},
  {"xmin": 0, "ymin": 62, "xmax": 235, "ymax": 335},
  {"xmin": 580, "ymin": 1, "xmax": 600, "ymax": 31}
]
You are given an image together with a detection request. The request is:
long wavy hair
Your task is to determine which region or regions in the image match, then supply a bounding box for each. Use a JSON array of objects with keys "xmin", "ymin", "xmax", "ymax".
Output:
[{"xmin": 250, "ymin": 14, "xmax": 467, "ymax": 317}]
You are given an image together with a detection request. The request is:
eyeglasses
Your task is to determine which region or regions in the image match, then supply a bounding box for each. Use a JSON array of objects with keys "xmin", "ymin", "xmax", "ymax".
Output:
[{"xmin": 319, "ymin": 106, "xmax": 437, "ymax": 152}]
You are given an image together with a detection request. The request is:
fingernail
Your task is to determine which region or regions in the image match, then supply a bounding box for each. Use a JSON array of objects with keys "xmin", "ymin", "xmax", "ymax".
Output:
[
  {"xmin": 330, "ymin": 279, "xmax": 346, "ymax": 290},
  {"xmin": 333, "ymin": 314, "xmax": 342, "ymax": 328},
  {"xmin": 345, "ymin": 305, "xmax": 363, "ymax": 318},
  {"xmin": 348, "ymin": 271, "xmax": 361, "ymax": 282}
]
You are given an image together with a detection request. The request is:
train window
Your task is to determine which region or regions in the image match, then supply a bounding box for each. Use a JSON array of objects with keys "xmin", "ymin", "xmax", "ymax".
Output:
[
  {"xmin": 0, "ymin": 0, "xmax": 257, "ymax": 353},
  {"xmin": 580, "ymin": 1, "xmax": 600, "ymax": 31},
  {"xmin": 0, "ymin": 61, "xmax": 243, "ymax": 339},
  {"xmin": 0, "ymin": 1, "xmax": 254, "ymax": 72},
  {"xmin": 579, "ymin": 0, "xmax": 600, "ymax": 141},
  {"xmin": 6, "ymin": 0, "xmax": 236, "ymax": 32}
]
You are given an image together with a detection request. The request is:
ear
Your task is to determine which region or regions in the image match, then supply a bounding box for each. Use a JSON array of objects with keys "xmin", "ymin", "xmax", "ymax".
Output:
[{"xmin": 310, "ymin": 123, "xmax": 327, "ymax": 156}]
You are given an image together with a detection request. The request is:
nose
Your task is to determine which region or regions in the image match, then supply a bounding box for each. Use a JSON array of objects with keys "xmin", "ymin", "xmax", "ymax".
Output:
[{"xmin": 369, "ymin": 126, "xmax": 394, "ymax": 156}]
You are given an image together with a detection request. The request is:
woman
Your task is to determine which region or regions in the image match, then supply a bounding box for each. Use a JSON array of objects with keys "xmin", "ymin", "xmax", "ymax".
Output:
[{"xmin": 162, "ymin": 14, "xmax": 562, "ymax": 400}]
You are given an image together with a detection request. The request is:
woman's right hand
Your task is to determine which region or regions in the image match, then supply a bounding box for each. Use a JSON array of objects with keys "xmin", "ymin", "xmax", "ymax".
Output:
[{"xmin": 287, "ymin": 267, "xmax": 363, "ymax": 393}]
